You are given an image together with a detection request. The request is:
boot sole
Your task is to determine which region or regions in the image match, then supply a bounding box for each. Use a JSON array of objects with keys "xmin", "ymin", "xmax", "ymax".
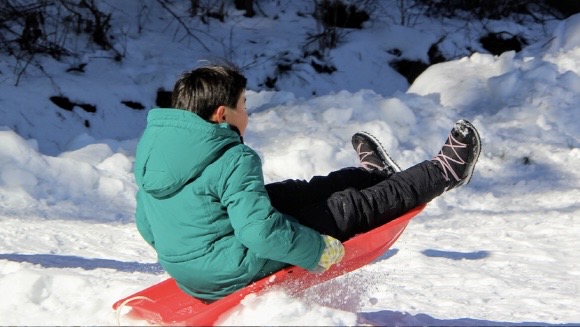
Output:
[{"xmin": 454, "ymin": 119, "xmax": 482, "ymax": 188}]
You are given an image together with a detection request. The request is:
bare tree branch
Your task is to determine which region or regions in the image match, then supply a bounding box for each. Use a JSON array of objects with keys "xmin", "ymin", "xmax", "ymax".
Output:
[{"xmin": 154, "ymin": 0, "xmax": 211, "ymax": 52}]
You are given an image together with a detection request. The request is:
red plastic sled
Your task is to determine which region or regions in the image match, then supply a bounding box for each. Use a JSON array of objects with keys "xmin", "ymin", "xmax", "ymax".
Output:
[{"xmin": 113, "ymin": 204, "xmax": 425, "ymax": 326}]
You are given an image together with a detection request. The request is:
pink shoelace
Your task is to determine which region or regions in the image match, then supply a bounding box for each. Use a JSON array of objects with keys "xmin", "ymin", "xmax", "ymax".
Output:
[
  {"xmin": 432, "ymin": 133, "xmax": 467, "ymax": 182},
  {"xmin": 356, "ymin": 143, "xmax": 384, "ymax": 170}
]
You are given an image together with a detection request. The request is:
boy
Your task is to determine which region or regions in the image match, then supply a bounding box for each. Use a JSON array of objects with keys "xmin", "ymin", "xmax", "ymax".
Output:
[{"xmin": 133, "ymin": 63, "xmax": 481, "ymax": 300}]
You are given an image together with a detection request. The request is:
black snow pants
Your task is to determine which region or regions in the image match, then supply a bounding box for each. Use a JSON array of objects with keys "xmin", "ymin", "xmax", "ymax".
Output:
[{"xmin": 265, "ymin": 160, "xmax": 448, "ymax": 242}]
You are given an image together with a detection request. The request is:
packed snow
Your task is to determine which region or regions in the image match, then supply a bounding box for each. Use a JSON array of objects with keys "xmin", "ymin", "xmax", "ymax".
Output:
[{"xmin": 0, "ymin": 1, "xmax": 578, "ymax": 325}]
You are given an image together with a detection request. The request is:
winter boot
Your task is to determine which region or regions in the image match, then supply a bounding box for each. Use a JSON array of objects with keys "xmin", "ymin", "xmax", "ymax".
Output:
[
  {"xmin": 352, "ymin": 131, "xmax": 401, "ymax": 178},
  {"xmin": 431, "ymin": 119, "xmax": 481, "ymax": 191}
]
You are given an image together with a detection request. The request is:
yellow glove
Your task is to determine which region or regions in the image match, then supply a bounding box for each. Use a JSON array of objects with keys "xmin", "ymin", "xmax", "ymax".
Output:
[{"xmin": 313, "ymin": 235, "xmax": 345, "ymax": 273}]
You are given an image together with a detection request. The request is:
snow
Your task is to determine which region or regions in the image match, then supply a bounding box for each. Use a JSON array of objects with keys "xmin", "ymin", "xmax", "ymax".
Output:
[{"xmin": 0, "ymin": 1, "xmax": 579, "ymax": 325}]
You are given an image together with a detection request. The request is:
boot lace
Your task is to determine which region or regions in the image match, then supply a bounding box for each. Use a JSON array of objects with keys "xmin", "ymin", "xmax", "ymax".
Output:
[
  {"xmin": 432, "ymin": 133, "xmax": 467, "ymax": 182},
  {"xmin": 356, "ymin": 143, "xmax": 384, "ymax": 170}
]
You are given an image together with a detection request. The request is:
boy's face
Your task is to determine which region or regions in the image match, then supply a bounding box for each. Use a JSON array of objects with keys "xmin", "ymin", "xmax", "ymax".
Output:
[{"xmin": 225, "ymin": 90, "xmax": 248, "ymax": 136}]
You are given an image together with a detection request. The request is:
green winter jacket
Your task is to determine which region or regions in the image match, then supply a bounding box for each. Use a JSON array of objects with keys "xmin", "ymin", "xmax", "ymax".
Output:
[{"xmin": 133, "ymin": 108, "xmax": 325, "ymax": 300}]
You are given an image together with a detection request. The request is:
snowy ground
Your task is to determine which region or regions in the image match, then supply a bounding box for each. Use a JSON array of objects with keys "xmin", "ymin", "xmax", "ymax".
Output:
[{"xmin": 0, "ymin": 1, "xmax": 579, "ymax": 325}]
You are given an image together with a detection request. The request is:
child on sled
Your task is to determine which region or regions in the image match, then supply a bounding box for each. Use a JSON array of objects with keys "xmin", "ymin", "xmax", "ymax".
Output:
[{"xmin": 133, "ymin": 63, "xmax": 481, "ymax": 300}]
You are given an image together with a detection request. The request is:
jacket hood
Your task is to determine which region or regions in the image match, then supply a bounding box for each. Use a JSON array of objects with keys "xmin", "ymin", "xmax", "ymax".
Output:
[{"xmin": 134, "ymin": 109, "xmax": 241, "ymax": 198}]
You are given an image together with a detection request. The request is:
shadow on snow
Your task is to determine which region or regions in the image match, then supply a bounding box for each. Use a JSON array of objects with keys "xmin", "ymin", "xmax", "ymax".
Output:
[
  {"xmin": 359, "ymin": 310, "xmax": 578, "ymax": 326},
  {"xmin": 376, "ymin": 248, "xmax": 491, "ymax": 262},
  {"xmin": 421, "ymin": 249, "xmax": 491, "ymax": 260},
  {"xmin": 0, "ymin": 253, "xmax": 164, "ymax": 274}
]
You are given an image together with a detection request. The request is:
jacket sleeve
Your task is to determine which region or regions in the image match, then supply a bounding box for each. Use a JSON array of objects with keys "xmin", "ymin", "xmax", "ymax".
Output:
[
  {"xmin": 219, "ymin": 148, "xmax": 324, "ymax": 271},
  {"xmin": 135, "ymin": 190, "xmax": 155, "ymax": 249}
]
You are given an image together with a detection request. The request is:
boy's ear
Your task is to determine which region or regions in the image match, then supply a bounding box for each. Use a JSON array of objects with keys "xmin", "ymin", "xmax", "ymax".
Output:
[{"xmin": 210, "ymin": 106, "xmax": 227, "ymax": 123}]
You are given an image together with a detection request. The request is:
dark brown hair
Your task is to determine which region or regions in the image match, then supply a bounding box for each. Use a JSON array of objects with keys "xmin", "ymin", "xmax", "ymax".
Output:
[{"xmin": 171, "ymin": 63, "xmax": 247, "ymax": 120}]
